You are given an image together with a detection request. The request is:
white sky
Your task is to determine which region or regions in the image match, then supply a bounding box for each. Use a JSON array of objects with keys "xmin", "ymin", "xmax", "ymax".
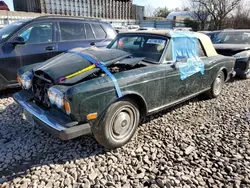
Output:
[{"xmin": 133, "ymin": 0, "xmax": 183, "ymax": 9}]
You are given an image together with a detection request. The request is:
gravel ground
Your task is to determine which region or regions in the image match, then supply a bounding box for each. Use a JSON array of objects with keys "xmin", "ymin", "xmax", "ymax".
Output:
[{"xmin": 0, "ymin": 79, "xmax": 250, "ymax": 188}]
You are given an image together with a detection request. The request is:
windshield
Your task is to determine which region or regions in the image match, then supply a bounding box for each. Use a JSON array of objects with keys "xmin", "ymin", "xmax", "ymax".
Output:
[
  {"xmin": 107, "ymin": 35, "xmax": 168, "ymax": 63},
  {"xmin": 0, "ymin": 21, "xmax": 25, "ymax": 42},
  {"xmin": 211, "ymin": 32, "xmax": 250, "ymax": 44}
]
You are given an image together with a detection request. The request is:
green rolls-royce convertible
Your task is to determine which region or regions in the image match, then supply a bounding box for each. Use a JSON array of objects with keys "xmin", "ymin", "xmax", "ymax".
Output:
[{"xmin": 14, "ymin": 31, "xmax": 236, "ymax": 149}]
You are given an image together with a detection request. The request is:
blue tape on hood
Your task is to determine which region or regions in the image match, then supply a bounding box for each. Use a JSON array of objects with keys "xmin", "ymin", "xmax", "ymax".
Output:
[
  {"xmin": 68, "ymin": 50, "xmax": 123, "ymax": 98},
  {"xmin": 170, "ymin": 32, "xmax": 205, "ymax": 80}
]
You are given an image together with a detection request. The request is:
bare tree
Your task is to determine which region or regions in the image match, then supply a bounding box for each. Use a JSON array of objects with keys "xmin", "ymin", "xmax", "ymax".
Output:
[
  {"xmin": 231, "ymin": 1, "xmax": 250, "ymax": 28},
  {"xmin": 187, "ymin": 0, "xmax": 242, "ymax": 30},
  {"xmin": 144, "ymin": 4, "xmax": 156, "ymax": 17},
  {"xmin": 190, "ymin": 1, "xmax": 209, "ymax": 30}
]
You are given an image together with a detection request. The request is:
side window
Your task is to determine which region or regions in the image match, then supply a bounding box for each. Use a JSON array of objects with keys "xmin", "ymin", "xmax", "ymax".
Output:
[
  {"xmin": 198, "ymin": 40, "xmax": 206, "ymax": 57},
  {"xmin": 91, "ymin": 24, "xmax": 106, "ymax": 39},
  {"xmin": 59, "ymin": 22, "xmax": 86, "ymax": 41},
  {"xmin": 18, "ymin": 23, "xmax": 53, "ymax": 44},
  {"xmin": 165, "ymin": 40, "xmax": 172, "ymax": 61},
  {"xmin": 85, "ymin": 24, "xmax": 95, "ymax": 40}
]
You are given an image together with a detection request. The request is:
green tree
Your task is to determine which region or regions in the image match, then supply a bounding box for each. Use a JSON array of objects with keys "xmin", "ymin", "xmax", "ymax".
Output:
[{"xmin": 154, "ymin": 7, "xmax": 170, "ymax": 18}]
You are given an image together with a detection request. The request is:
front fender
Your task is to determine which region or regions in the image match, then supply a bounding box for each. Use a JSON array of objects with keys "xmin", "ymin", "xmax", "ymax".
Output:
[
  {"xmin": 78, "ymin": 89, "xmax": 148, "ymax": 124},
  {"xmin": 234, "ymin": 51, "xmax": 250, "ymax": 74},
  {"xmin": 18, "ymin": 62, "xmax": 45, "ymax": 76},
  {"xmin": 234, "ymin": 50, "xmax": 250, "ymax": 60}
]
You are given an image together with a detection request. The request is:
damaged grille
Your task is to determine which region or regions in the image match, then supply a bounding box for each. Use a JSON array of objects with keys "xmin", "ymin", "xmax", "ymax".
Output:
[{"xmin": 32, "ymin": 72, "xmax": 53, "ymax": 108}]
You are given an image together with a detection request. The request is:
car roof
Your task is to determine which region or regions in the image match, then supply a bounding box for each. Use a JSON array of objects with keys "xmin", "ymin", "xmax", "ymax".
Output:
[
  {"xmin": 211, "ymin": 29, "xmax": 250, "ymax": 33},
  {"xmin": 32, "ymin": 15, "xmax": 108, "ymax": 24}
]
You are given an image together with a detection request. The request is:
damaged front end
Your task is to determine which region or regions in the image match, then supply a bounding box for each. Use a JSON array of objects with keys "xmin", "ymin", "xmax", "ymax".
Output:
[{"xmin": 14, "ymin": 47, "xmax": 147, "ymax": 140}]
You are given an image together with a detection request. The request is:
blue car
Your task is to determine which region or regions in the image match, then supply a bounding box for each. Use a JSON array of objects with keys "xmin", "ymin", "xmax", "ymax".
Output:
[{"xmin": 0, "ymin": 16, "xmax": 117, "ymax": 90}]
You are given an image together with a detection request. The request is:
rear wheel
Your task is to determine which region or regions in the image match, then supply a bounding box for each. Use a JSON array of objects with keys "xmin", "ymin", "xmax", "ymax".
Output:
[
  {"xmin": 92, "ymin": 98, "xmax": 140, "ymax": 149},
  {"xmin": 205, "ymin": 71, "xmax": 225, "ymax": 98}
]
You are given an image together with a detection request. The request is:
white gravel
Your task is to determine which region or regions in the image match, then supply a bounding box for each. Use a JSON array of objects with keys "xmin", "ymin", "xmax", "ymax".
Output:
[{"xmin": 0, "ymin": 79, "xmax": 250, "ymax": 188}]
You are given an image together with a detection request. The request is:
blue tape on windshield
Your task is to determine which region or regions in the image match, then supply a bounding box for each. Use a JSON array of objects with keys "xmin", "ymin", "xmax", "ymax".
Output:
[
  {"xmin": 68, "ymin": 50, "xmax": 123, "ymax": 98},
  {"xmin": 170, "ymin": 32, "xmax": 205, "ymax": 80}
]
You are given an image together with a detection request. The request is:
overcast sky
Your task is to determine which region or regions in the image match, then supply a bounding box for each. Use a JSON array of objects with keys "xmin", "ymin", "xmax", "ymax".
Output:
[{"xmin": 133, "ymin": 0, "xmax": 182, "ymax": 9}]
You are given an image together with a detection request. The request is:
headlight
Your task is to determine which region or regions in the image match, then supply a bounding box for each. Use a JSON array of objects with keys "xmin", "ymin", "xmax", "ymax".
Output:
[
  {"xmin": 47, "ymin": 89, "xmax": 56, "ymax": 104},
  {"xmin": 20, "ymin": 71, "xmax": 33, "ymax": 90},
  {"xmin": 48, "ymin": 88, "xmax": 64, "ymax": 108},
  {"xmin": 55, "ymin": 93, "xmax": 64, "ymax": 108}
]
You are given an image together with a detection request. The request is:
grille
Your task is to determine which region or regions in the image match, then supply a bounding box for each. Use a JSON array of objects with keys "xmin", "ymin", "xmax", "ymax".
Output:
[{"xmin": 32, "ymin": 72, "xmax": 53, "ymax": 108}]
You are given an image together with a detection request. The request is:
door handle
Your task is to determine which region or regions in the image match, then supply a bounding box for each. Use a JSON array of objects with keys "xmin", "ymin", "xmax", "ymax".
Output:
[{"xmin": 45, "ymin": 46, "xmax": 55, "ymax": 51}]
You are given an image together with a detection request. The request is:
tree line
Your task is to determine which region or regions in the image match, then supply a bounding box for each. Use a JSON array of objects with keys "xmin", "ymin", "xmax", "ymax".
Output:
[{"xmin": 146, "ymin": 0, "xmax": 250, "ymax": 31}]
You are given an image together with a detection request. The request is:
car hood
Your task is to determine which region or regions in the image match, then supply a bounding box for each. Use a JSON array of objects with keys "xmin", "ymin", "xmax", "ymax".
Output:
[
  {"xmin": 213, "ymin": 44, "xmax": 250, "ymax": 51},
  {"xmin": 33, "ymin": 47, "xmax": 132, "ymax": 84}
]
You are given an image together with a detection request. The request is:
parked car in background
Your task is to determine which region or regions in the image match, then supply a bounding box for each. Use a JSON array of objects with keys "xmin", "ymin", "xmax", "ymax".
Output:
[
  {"xmin": 0, "ymin": 1, "xmax": 9, "ymax": 11},
  {"xmin": 138, "ymin": 27, "xmax": 156, "ymax": 31},
  {"xmin": 113, "ymin": 25, "xmax": 127, "ymax": 33},
  {"xmin": 208, "ymin": 29, "xmax": 250, "ymax": 78},
  {"xmin": 126, "ymin": 25, "xmax": 140, "ymax": 31},
  {"xmin": 14, "ymin": 30, "xmax": 235, "ymax": 148},
  {"xmin": 0, "ymin": 15, "xmax": 117, "ymax": 90},
  {"xmin": 173, "ymin": 27, "xmax": 192, "ymax": 31}
]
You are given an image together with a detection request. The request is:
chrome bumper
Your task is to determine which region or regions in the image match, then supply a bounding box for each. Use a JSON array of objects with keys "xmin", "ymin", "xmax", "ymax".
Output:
[
  {"xmin": 13, "ymin": 90, "xmax": 91, "ymax": 140},
  {"xmin": 230, "ymin": 70, "xmax": 236, "ymax": 78}
]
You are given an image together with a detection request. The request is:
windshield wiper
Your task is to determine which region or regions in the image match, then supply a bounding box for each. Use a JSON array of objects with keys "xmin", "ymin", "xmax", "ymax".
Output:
[{"xmin": 142, "ymin": 59, "xmax": 156, "ymax": 64}]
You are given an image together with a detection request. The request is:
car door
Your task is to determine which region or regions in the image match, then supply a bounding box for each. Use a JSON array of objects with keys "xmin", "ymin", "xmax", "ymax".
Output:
[
  {"xmin": 57, "ymin": 21, "xmax": 99, "ymax": 53},
  {"xmin": 2, "ymin": 21, "xmax": 57, "ymax": 82},
  {"xmin": 161, "ymin": 39, "xmax": 204, "ymax": 104}
]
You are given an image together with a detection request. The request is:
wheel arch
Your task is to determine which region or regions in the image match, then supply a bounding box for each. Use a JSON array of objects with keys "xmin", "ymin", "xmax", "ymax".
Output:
[
  {"xmin": 102, "ymin": 91, "xmax": 148, "ymax": 120},
  {"xmin": 220, "ymin": 68, "xmax": 228, "ymax": 81},
  {"xmin": 119, "ymin": 92, "xmax": 148, "ymax": 119}
]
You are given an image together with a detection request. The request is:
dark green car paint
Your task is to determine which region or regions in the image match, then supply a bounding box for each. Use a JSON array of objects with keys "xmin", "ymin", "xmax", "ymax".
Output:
[{"xmin": 17, "ymin": 32, "xmax": 235, "ymax": 129}]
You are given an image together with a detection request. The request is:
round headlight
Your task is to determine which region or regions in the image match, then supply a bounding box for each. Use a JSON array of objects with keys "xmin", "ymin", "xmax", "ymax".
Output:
[
  {"xmin": 21, "ymin": 71, "xmax": 33, "ymax": 90},
  {"xmin": 55, "ymin": 93, "xmax": 64, "ymax": 108},
  {"xmin": 48, "ymin": 89, "xmax": 56, "ymax": 104},
  {"xmin": 48, "ymin": 88, "xmax": 64, "ymax": 108}
]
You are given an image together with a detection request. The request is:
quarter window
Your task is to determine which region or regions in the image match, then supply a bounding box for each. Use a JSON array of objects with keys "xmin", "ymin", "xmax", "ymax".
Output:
[
  {"xmin": 85, "ymin": 24, "xmax": 95, "ymax": 40},
  {"xmin": 18, "ymin": 23, "xmax": 53, "ymax": 44},
  {"xmin": 198, "ymin": 40, "xmax": 206, "ymax": 57},
  {"xmin": 59, "ymin": 22, "xmax": 86, "ymax": 41},
  {"xmin": 91, "ymin": 24, "xmax": 106, "ymax": 39}
]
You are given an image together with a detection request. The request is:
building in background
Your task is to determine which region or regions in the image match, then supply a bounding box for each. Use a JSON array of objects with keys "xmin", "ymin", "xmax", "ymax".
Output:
[
  {"xmin": 13, "ymin": 0, "xmax": 41, "ymax": 13},
  {"xmin": 0, "ymin": 1, "xmax": 10, "ymax": 11},
  {"xmin": 131, "ymin": 4, "xmax": 144, "ymax": 21},
  {"xmin": 166, "ymin": 11, "xmax": 196, "ymax": 22},
  {"xmin": 13, "ymin": 0, "xmax": 135, "ymax": 20}
]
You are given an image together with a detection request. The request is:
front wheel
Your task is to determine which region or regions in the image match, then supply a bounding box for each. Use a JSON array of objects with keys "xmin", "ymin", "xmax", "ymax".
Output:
[
  {"xmin": 205, "ymin": 71, "xmax": 225, "ymax": 98},
  {"xmin": 92, "ymin": 98, "xmax": 140, "ymax": 149}
]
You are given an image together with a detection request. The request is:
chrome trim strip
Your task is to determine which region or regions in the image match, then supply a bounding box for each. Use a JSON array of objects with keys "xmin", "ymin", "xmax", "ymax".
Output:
[
  {"xmin": 148, "ymin": 88, "xmax": 210, "ymax": 114},
  {"xmin": 13, "ymin": 93, "xmax": 67, "ymax": 131}
]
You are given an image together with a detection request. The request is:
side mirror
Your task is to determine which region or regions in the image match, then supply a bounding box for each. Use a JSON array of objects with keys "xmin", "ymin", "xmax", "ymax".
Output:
[{"xmin": 11, "ymin": 36, "xmax": 25, "ymax": 45}]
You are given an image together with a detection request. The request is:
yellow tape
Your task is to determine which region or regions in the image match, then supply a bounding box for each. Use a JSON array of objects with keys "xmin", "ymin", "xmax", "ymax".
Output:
[{"xmin": 65, "ymin": 64, "xmax": 96, "ymax": 79}]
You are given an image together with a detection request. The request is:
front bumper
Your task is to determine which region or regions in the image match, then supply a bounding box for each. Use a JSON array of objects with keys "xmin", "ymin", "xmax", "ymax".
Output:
[
  {"xmin": 230, "ymin": 70, "xmax": 236, "ymax": 78},
  {"xmin": 13, "ymin": 90, "xmax": 91, "ymax": 140}
]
